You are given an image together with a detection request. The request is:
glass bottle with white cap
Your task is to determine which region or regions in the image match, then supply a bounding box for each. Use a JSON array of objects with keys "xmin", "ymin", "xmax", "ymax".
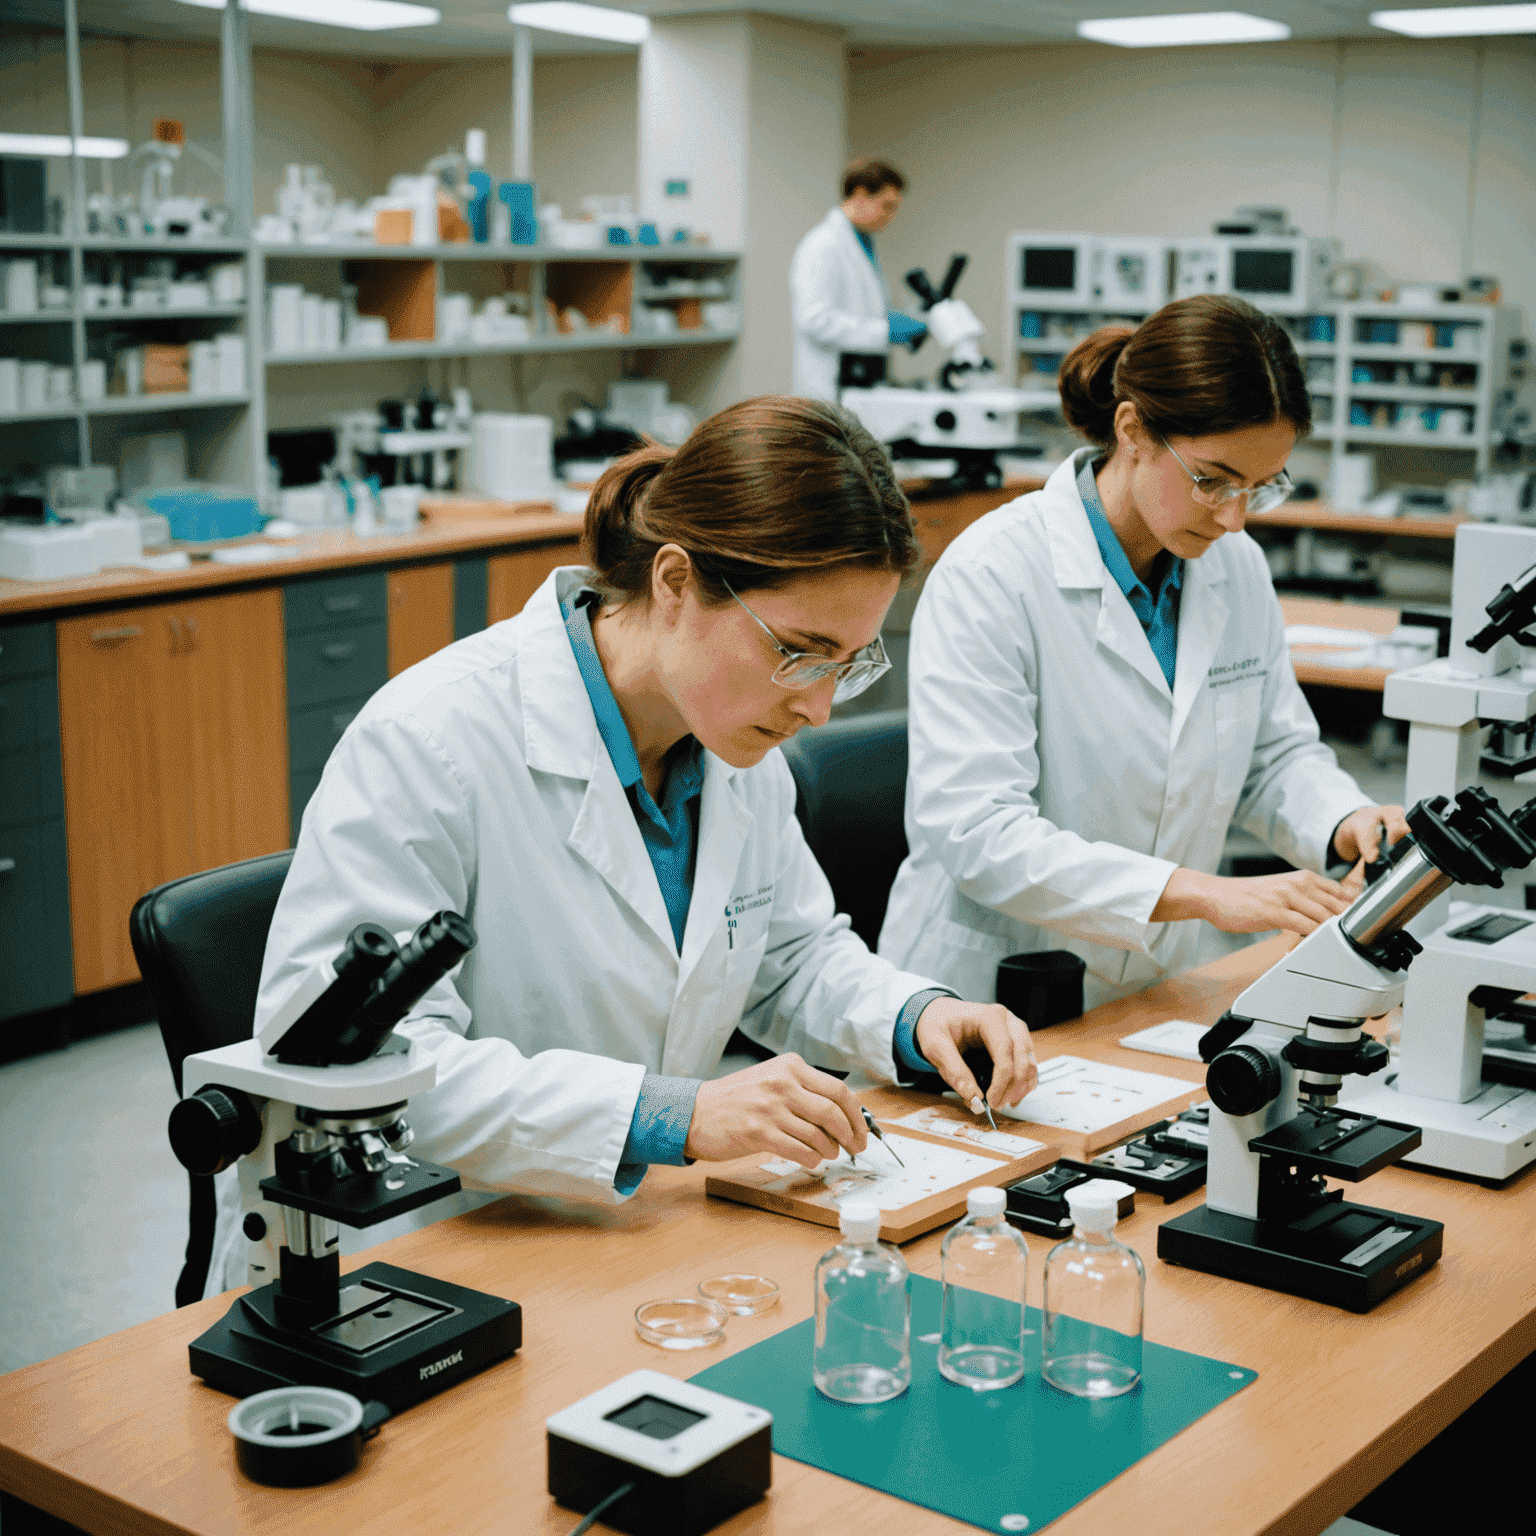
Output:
[
  {"xmin": 813, "ymin": 1199, "xmax": 911, "ymax": 1403},
  {"xmin": 939, "ymin": 1185, "xmax": 1029, "ymax": 1390},
  {"xmin": 1042, "ymin": 1179, "xmax": 1144, "ymax": 1398}
]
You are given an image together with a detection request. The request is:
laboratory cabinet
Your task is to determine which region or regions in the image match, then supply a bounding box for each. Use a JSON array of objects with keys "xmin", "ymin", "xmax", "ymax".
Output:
[
  {"xmin": 56, "ymin": 590, "xmax": 291, "ymax": 994},
  {"xmin": 0, "ymin": 620, "xmax": 72, "ymax": 1022},
  {"xmin": 488, "ymin": 545, "xmax": 569, "ymax": 624}
]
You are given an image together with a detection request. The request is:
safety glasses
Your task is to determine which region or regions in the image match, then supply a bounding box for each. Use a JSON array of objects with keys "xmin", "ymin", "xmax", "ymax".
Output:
[
  {"xmin": 1161, "ymin": 436, "xmax": 1295, "ymax": 516},
  {"xmin": 722, "ymin": 577, "xmax": 891, "ymax": 704}
]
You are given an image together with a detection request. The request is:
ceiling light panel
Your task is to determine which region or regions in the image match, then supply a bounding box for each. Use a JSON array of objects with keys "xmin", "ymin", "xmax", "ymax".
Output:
[
  {"xmin": 1370, "ymin": 5, "xmax": 1536, "ymax": 35},
  {"xmin": 175, "ymin": 0, "xmax": 440, "ymax": 30},
  {"xmin": 1079, "ymin": 11, "xmax": 1292, "ymax": 46},
  {"xmin": 508, "ymin": 4, "xmax": 650, "ymax": 44}
]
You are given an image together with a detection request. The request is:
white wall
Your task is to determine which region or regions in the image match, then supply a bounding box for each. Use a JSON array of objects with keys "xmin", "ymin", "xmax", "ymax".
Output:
[{"xmin": 849, "ymin": 38, "xmax": 1536, "ymax": 357}]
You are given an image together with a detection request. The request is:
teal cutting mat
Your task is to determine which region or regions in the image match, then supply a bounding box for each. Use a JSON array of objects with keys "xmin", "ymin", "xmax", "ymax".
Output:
[{"xmin": 691, "ymin": 1275, "xmax": 1255, "ymax": 1534}]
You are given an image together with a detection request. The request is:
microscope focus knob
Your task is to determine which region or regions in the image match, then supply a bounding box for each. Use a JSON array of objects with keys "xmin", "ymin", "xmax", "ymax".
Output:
[
  {"xmin": 934, "ymin": 409, "xmax": 957, "ymax": 432},
  {"xmin": 169, "ymin": 1085, "xmax": 262, "ymax": 1176},
  {"xmin": 1207, "ymin": 1045, "xmax": 1282, "ymax": 1117}
]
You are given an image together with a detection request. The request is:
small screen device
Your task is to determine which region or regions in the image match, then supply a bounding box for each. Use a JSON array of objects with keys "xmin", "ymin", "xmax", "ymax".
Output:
[{"xmin": 547, "ymin": 1369, "xmax": 771, "ymax": 1536}]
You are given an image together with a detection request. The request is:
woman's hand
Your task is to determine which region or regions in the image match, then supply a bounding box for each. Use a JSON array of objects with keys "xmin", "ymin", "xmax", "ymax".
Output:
[
  {"xmin": 1334, "ymin": 804, "xmax": 1409, "ymax": 867},
  {"xmin": 1153, "ymin": 866, "xmax": 1355, "ymax": 936},
  {"xmin": 914, "ymin": 998, "xmax": 1038, "ymax": 1111},
  {"xmin": 684, "ymin": 1053, "xmax": 867, "ymax": 1169}
]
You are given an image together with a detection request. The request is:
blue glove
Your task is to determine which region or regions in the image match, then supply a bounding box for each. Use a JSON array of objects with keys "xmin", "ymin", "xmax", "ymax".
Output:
[{"xmin": 888, "ymin": 311, "xmax": 928, "ymax": 350}]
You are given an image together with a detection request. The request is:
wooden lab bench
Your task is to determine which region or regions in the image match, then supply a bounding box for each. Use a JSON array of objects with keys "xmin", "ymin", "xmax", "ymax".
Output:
[{"xmin": 1, "ymin": 937, "xmax": 1532, "ymax": 1534}]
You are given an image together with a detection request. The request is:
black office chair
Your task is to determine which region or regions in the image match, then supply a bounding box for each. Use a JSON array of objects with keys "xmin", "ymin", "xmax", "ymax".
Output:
[
  {"xmin": 781, "ymin": 708, "xmax": 909, "ymax": 950},
  {"xmin": 129, "ymin": 850, "xmax": 294, "ymax": 1307}
]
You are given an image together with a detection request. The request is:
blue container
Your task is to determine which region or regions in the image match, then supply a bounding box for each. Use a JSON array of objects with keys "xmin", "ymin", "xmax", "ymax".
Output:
[
  {"xmin": 1364, "ymin": 319, "xmax": 1399, "ymax": 345},
  {"xmin": 140, "ymin": 485, "xmax": 263, "ymax": 544},
  {"xmin": 497, "ymin": 181, "xmax": 539, "ymax": 245},
  {"xmin": 1434, "ymin": 323, "xmax": 1458, "ymax": 349},
  {"xmin": 1350, "ymin": 402, "xmax": 1373, "ymax": 427},
  {"xmin": 1307, "ymin": 315, "xmax": 1336, "ymax": 343},
  {"xmin": 1352, "ymin": 364, "xmax": 1373, "ymax": 383},
  {"xmin": 606, "ymin": 226, "xmax": 632, "ymax": 246},
  {"xmin": 466, "ymin": 169, "xmax": 492, "ymax": 243},
  {"xmin": 637, "ymin": 223, "xmax": 659, "ymax": 246},
  {"xmin": 1019, "ymin": 310, "xmax": 1043, "ymax": 339}
]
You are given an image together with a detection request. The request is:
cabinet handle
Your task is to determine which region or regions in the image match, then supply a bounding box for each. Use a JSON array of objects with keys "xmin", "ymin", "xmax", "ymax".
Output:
[
  {"xmin": 323, "ymin": 595, "xmax": 362, "ymax": 613},
  {"xmin": 185, "ymin": 615, "xmax": 200, "ymax": 652},
  {"xmin": 90, "ymin": 625, "xmax": 143, "ymax": 642},
  {"xmin": 0, "ymin": 857, "xmax": 15, "ymax": 875},
  {"xmin": 168, "ymin": 616, "xmax": 181, "ymax": 652},
  {"xmin": 321, "ymin": 641, "xmax": 356, "ymax": 662}
]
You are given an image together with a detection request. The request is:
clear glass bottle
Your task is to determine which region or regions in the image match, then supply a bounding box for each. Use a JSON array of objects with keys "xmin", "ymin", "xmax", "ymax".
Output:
[
  {"xmin": 1042, "ymin": 1180, "xmax": 1144, "ymax": 1398},
  {"xmin": 813, "ymin": 1200, "xmax": 910, "ymax": 1404},
  {"xmin": 939, "ymin": 1186, "xmax": 1028, "ymax": 1391}
]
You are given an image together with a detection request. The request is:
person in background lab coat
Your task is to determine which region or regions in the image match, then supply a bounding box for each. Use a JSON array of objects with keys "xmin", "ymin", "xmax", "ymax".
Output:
[
  {"xmin": 211, "ymin": 398, "xmax": 1038, "ymax": 1294},
  {"xmin": 880, "ymin": 296, "xmax": 1408, "ymax": 1012},
  {"xmin": 789, "ymin": 157, "xmax": 927, "ymax": 401}
]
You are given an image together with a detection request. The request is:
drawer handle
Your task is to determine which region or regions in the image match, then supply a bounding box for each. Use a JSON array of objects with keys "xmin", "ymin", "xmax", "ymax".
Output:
[
  {"xmin": 323, "ymin": 595, "xmax": 363, "ymax": 613},
  {"xmin": 0, "ymin": 857, "xmax": 14, "ymax": 874},
  {"xmin": 91, "ymin": 625, "xmax": 143, "ymax": 642},
  {"xmin": 321, "ymin": 641, "xmax": 356, "ymax": 662}
]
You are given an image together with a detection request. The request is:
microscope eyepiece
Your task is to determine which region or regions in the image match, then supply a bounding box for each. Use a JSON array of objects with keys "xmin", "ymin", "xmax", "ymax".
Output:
[{"xmin": 270, "ymin": 923, "xmax": 399, "ymax": 1066}]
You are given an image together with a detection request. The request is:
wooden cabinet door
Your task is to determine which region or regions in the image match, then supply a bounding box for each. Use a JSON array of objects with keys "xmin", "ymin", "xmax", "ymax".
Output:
[
  {"xmin": 487, "ymin": 544, "xmax": 574, "ymax": 624},
  {"xmin": 388, "ymin": 562, "xmax": 455, "ymax": 677},
  {"xmin": 57, "ymin": 588, "xmax": 290, "ymax": 993},
  {"xmin": 58, "ymin": 602, "xmax": 194, "ymax": 992},
  {"xmin": 179, "ymin": 588, "xmax": 290, "ymax": 874}
]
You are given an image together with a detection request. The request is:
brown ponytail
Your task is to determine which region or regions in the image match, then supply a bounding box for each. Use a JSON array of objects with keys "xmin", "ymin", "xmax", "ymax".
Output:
[
  {"xmin": 582, "ymin": 395, "xmax": 922, "ymax": 605},
  {"xmin": 1059, "ymin": 295, "xmax": 1312, "ymax": 451}
]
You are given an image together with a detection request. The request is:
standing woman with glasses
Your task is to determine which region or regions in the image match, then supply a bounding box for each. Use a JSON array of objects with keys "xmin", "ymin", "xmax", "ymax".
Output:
[
  {"xmin": 879, "ymin": 295, "xmax": 1408, "ymax": 1013},
  {"xmin": 215, "ymin": 397, "xmax": 1037, "ymax": 1293}
]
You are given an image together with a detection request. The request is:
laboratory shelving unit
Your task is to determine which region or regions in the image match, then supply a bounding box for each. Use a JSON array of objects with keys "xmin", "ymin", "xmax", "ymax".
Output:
[{"xmin": 0, "ymin": 0, "xmax": 743, "ymax": 499}]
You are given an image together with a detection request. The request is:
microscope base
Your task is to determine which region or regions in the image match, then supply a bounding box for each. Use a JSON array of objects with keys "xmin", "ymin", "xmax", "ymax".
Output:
[
  {"xmin": 189, "ymin": 1261, "xmax": 521, "ymax": 1412},
  {"xmin": 1158, "ymin": 1199, "xmax": 1442, "ymax": 1313},
  {"xmin": 1338, "ymin": 1079, "xmax": 1536, "ymax": 1182}
]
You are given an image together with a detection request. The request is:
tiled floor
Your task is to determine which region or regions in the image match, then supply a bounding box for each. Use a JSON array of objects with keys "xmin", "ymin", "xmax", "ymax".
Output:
[{"xmin": 0, "ymin": 1023, "xmax": 185, "ymax": 1374}]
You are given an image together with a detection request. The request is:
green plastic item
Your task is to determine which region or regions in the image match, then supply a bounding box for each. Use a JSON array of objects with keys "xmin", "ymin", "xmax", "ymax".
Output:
[{"xmin": 691, "ymin": 1274, "xmax": 1255, "ymax": 1534}]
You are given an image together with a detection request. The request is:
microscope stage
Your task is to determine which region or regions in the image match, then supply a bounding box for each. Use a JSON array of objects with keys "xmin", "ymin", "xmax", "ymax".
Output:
[{"xmin": 1338, "ymin": 1077, "xmax": 1536, "ymax": 1182}]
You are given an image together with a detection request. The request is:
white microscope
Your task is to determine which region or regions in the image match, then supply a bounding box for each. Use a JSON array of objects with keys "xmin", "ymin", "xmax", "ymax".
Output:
[
  {"xmin": 168, "ymin": 912, "xmax": 522, "ymax": 1411},
  {"xmin": 1159, "ymin": 784, "xmax": 1536, "ymax": 1311},
  {"xmin": 840, "ymin": 255, "xmax": 1046, "ymax": 489},
  {"xmin": 1335, "ymin": 524, "xmax": 1536, "ymax": 1179}
]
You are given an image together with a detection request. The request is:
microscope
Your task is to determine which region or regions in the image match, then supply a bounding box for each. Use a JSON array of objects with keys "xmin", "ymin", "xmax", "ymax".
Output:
[
  {"xmin": 839, "ymin": 255, "xmax": 1047, "ymax": 489},
  {"xmin": 168, "ymin": 912, "xmax": 522, "ymax": 1411},
  {"xmin": 1336, "ymin": 523, "xmax": 1536, "ymax": 1179},
  {"xmin": 1159, "ymin": 785, "xmax": 1536, "ymax": 1311}
]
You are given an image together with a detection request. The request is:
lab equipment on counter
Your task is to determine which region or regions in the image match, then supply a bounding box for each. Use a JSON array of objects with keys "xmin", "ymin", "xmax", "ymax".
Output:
[
  {"xmin": 127, "ymin": 483, "xmax": 262, "ymax": 543},
  {"xmin": 812, "ymin": 1200, "xmax": 910, "ymax": 1404},
  {"xmin": 995, "ymin": 950, "xmax": 1085, "ymax": 1030},
  {"xmin": 634, "ymin": 1298, "xmax": 728, "ymax": 1351},
  {"xmin": 1005, "ymin": 1163, "xmax": 1137, "ymax": 1239},
  {"xmin": 546, "ymin": 1370, "xmax": 771, "ymax": 1536},
  {"xmin": 841, "ymin": 253, "xmax": 1047, "ymax": 489},
  {"xmin": 120, "ymin": 431, "xmax": 188, "ymax": 493},
  {"xmin": 939, "ymin": 1186, "xmax": 1028, "ymax": 1391},
  {"xmin": 1159, "ymin": 783, "xmax": 1536, "ymax": 1308},
  {"xmin": 467, "ymin": 413, "xmax": 554, "ymax": 502},
  {"xmin": 0, "ymin": 525, "xmax": 99, "ymax": 581},
  {"xmin": 228, "ymin": 1387, "xmax": 388, "ymax": 1488},
  {"xmin": 1042, "ymin": 1180, "xmax": 1144, "ymax": 1398},
  {"xmin": 168, "ymin": 911, "xmax": 522, "ymax": 1410},
  {"xmin": 696, "ymin": 1276, "xmax": 778, "ymax": 1316}
]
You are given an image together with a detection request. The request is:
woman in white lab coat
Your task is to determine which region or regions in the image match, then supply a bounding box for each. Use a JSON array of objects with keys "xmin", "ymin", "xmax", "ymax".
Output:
[
  {"xmin": 211, "ymin": 397, "xmax": 1036, "ymax": 1293},
  {"xmin": 880, "ymin": 296, "xmax": 1408, "ymax": 1012},
  {"xmin": 789, "ymin": 158, "xmax": 926, "ymax": 401}
]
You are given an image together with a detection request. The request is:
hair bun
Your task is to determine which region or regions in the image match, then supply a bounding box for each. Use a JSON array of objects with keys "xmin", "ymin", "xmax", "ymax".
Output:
[
  {"xmin": 582, "ymin": 445, "xmax": 672, "ymax": 573},
  {"xmin": 1058, "ymin": 326, "xmax": 1134, "ymax": 447}
]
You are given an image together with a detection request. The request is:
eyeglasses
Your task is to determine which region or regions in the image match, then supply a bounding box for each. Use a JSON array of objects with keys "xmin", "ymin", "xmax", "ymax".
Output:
[
  {"xmin": 722, "ymin": 577, "xmax": 891, "ymax": 704},
  {"xmin": 1161, "ymin": 436, "xmax": 1295, "ymax": 516}
]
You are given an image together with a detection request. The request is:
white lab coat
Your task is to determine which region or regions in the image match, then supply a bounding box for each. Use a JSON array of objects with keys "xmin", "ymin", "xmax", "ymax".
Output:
[
  {"xmin": 879, "ymin": 449, "xmax": 1370, "ymax": 1013},
  {"xmin": 789, "ymin": 207, "xmax": 889, "ymax": 401},
  {"xmin": 207, "ymin": 567, "xmax": 936, "ymax": 1293}
]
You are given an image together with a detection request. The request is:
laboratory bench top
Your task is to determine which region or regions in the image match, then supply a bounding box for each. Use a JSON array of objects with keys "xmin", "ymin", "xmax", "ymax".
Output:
[
  {"xmin": 0, "ymin": 514, "xmax": 588, "ymax": 620},
  {"xmin": 2, "ymin": 936, "xmax": 1532, "ymax": 1536}
]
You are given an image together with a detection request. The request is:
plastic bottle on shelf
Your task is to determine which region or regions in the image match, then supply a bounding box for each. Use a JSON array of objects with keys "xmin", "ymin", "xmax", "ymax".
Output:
[
  {"xmin": 1042, "ymin": 1180, "xmax": 1144, "ymax": 1398},
  {"xmin": 813, "ymin": 1200, "xmax": 910, "ymax": 1404},
  {"xmin": 939, "ymin": 1185, "xmax": 1028, "ymax": 1391}
]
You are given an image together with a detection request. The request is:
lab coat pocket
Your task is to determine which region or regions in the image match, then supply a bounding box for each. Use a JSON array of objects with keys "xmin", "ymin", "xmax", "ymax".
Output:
[{"xmin": 1213, "ymin": 681, "xmax": 1264, "ymax": 807}]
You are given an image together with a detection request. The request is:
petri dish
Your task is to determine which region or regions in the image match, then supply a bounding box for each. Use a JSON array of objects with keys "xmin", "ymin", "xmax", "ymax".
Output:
[
  {"xmin": 634, "ymin": 1297, "xmax": 729, "ymax": 1350},
  {"xmin": 697, "ymin": 1274, "xmax": 780, "ymax": 1317}
]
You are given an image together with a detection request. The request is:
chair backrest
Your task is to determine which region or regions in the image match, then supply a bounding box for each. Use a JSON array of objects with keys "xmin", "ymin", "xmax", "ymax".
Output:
[
  {"xmin": 130, "ymin": 850, "xmax": 294, "ymax": 1095},
  {"xmin": 781, "ymin": 708, "xmax": 909, "ymax": 950}
]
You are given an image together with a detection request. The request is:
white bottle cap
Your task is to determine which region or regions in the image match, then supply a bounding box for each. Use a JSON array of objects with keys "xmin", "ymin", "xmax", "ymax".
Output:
[
  {"xmin": 839, "ymin": 1200, "xmax": 882, "ymax": 1244},
  {"xmin": 465, "ymin": 128, "xmax": 487, "ymax": 167},
  {"xmin": 1064, "ymin": 1178, "xmax": 1133, "ymax": 1233},
  {"xmin": 967, "ymin": 1186, "xmax": 1006, "ymax": 1219}
]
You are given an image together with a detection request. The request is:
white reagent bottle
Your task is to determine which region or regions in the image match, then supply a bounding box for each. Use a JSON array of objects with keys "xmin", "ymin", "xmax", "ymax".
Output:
[
  {"xmin": 939, "ymin": 1185, "xmax": 1029, "ymax": 1390},
  {"xmin": 813, "ymin": 1199, "xmax": 910, "ymax": 1404}
]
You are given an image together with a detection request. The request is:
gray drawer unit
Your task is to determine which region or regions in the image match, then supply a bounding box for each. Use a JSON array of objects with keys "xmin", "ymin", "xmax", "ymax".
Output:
[
  {"xmin": 0, "ymin": 820, "xmax": 72, "ymax": 1020},
  {"xmin": 284, "ymin": 621, "xmax": 388, "ymax": 712},
  {"xmin": 0, "ymin": 622, "xmax": 55, "ymax": 684},
  {"xmin": 288, "ymin": 697, "xmax": 366, "ymax": 775},
  {"xmin": 1, "ymin": 746, "xmax": 65, "ymax": 828},
  {"xmin": 454, "ymin": 556, "xmax": 489, "ymax": 640},
  {"xmin": 284, "ymin": 570, "xmax": 388, "ymax": 635}
]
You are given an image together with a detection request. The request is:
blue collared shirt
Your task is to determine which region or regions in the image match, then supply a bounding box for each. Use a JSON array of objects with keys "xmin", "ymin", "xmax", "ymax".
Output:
[
  {"xmin": 1077, "ymin": 454, "xmax": 1184, "ymax": 690},
  {"xmin": 562, "ymin": 588, "xmax": 947, "ymax": 1187}
]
